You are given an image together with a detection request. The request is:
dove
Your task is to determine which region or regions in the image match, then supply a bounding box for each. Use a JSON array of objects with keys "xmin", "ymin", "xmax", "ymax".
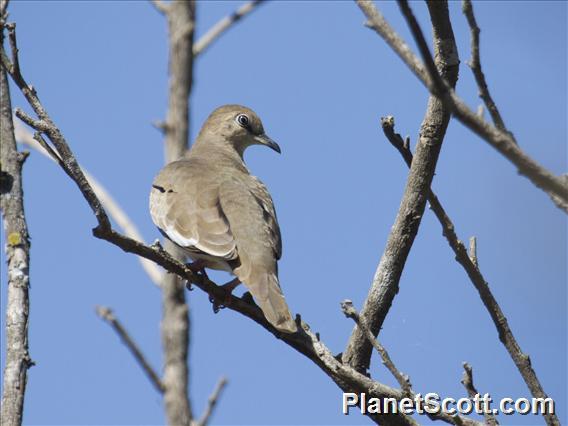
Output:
[{"xmin": 150, "ymin": 105, "xmax": 297, "ymax": 333}]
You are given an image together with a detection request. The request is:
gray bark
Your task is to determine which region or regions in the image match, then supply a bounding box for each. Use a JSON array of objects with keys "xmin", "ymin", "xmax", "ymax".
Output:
[
  {"xmin": 344, "ymin": 0, "xmax": 460, "ymax": 375},
  {"xmin": 0, "ymin": 41, "xmax": 32, "ymax": 426}
]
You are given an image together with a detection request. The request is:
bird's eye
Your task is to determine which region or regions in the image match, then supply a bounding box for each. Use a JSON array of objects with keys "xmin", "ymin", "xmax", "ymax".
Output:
[{"xmin": 236, "ymin": 114, "xmax": 250, "ymax": 128}]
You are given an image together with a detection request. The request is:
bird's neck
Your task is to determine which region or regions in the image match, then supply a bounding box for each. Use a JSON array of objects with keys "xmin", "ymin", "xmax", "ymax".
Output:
[{"xmin": 190, "ymin": 138, "xmax": 249, "ymax": 173}]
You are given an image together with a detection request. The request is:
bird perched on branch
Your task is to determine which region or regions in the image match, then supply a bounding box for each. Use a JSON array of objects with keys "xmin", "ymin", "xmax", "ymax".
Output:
[{"xmin": 149, "ymin": 105, "xmax": 297, "ymax": 333}]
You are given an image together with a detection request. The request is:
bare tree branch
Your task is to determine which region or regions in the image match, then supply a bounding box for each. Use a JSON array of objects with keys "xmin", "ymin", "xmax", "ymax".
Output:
[
  {"xmin": 14, "ymin": 123, "xmax": 164, "ymax": 287},
  {"xmin": 0, "ymin": 0, "xmax": 8, "ymax": 18},
  {"xmin": 344, "ymin": 0, "xmax": 459, "ymax": 375},
  {"xmin": 380, "ymin": 116, "xmax": 560, "ymax": 426},
  {"xmin": 341, "ymin": 301, "xmax": 482, "ymax": 425},
  {"xmin": 150, "ymin": 0, "xmax": 169, "ymax": 15},
  {"xmin": 194, "ymin": 377, "xmax": 228, "ymax": 426},
  {"xmin": 468, "ymin": 236, "xmax": 478, "ymax": 267},
  {"xmin": 0, "ymin": 10, "xmax": 33, "ymax": 426},
  {"xmin": 95, "ymin": 306, "xmax": 165, "ymax": 394},
  {"xmin": 193, "ymin": 0, "xmax": 265, "ymax": 57},
  {"xmin": 461, "ymin": 0, "xmax": 505, "ymax": 131},
  {"xmin": 157, "ymin": 1, "xmax": 197, "ymax": 424},
  {"xmin": 2, "ymin": 24, "xmax": 485, "ymax": 425},
  {"xmin": 460, "ymin": 363, "xmax": 498, "ymax": 426},
  {"xmin": 341, "ymin": 301, "xmax": 412, "ymax": 396},
  {"xmin": 1, "ymin": 28, "xmax": 111, "ymax": 229},
  {"xmin": 354, "ymin": 0, "xmax": 568, "ymax": 212}
]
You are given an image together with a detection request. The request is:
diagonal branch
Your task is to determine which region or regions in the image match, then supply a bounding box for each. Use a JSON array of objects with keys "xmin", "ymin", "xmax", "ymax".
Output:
[
  {"xmin": 461, "ymin": 0, "xmax": 506, "ymax": 131},
  {"xmin": 194, "ymin": 377, "xmax": 228, "ymax": 426},
  {"xmin": 381, "ymin": 116, "xmax": 560, "ymax": 426},
  {"xmin": 342, "ymin": 301, "xmax": 479, "ymax": 425},
  {"xmin": 460, "ymin": 363, "xmax": 498, "ymax": 426},
  {"xmin": 95, "ymin": 306, "xmax": 165, "ymax": 394},
  {"xmin": 343, "ymin": 0, "xmax": 459, "ymax": 375},
  {"xmin": 193, "ymin": 0, "xmax": 265, "ymax": 57},
  {"xmin": 150, "ymin": 0, "xmax": 169, "ymax": 15},
  {"xmin": 14, "ymin": 123, "xmax": 164, "ymax": 287},
  {"xmin": 341, "ymin": 301, "xmax": 412, "ymax": 397},
  {"xmin": 3, "ymin": 14, "xmax": 482, "ymax": 426},
  {"xmin": 354, "ymin": 0, "xmax": 568, "ymax": 212},
  {"xmin": 1, "ymin": 24, "xmax": 111, "ymax": 229}
]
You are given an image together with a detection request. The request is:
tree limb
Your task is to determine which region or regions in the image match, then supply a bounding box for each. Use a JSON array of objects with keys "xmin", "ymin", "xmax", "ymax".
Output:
[
  {"xmin": 193, "ymin": 0, "xmax": 265, "ymax": 57},
  {"xmin": 14, "ymin": 123, "xmax": 164, "ymax": 287},
  {"xmin": 157, "ymin": 2, "xmax": 197, "ymax": 424},
  {"xmin": 194, "ymin": 377, "xmax": 228, "ymax": 426},
  {"xmin": 95, "ymin": 306, "xmax": 165, "ymax": 394},
  {"xmin": 0, "ymin": 10, "xmax": 33, "ymax": 426},
  {"xmin": 1, "ymin": 13, "xmax": 491, "ymax": 426},
  {"xmin": 460, "ymin": 363, "xmax": 498, "ymax": 426},
  {"xmin": 381, "ymin": 116, "xmax": 560, "ymax": 426},
  {"xmin": 461, "ymin": 0, "xmax": 505, "ymax": 131},
  {"xmin": 354, "ymin": 0, "xmax": 568, "ymax": 212},
  {"xmin": 341, "ymin": 301, "xmax": 412, "ymax": 397},
  {"xmin": 343, "ymin": 0, "xmax": 459, "ymax": 375},
  {"xmin": 150, "ymin": 0, "xmax": 169, "ymax": 15}
]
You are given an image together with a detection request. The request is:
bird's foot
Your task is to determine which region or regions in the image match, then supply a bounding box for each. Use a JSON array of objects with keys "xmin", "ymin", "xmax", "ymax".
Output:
[
  {"xmin": 187, "ymin": 260, "xmax": 208, "ymax": 278},
  {"xmin": 209, "ymin": 278, "xmax": 241, "ymax": 313}
]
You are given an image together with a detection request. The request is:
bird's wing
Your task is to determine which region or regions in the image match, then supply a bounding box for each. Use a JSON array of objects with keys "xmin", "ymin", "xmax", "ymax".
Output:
[
  {"xmin": 149, "ymin": 160, "xmax": 237, "ymax": 260},
  {"xmin": 219, "ymin": 178, "xmax": 296, "ymax": 333},
  {"xmin": 249, "ymin": 176, "xmax": 282, "ymax": 260}
]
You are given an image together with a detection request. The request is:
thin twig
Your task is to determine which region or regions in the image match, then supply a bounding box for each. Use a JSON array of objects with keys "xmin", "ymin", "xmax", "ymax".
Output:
[
  {"xmin": 150, "ymin": 0, "xmax": 169, "ymax": 15},
  {"xmin": 341, "ymin": 301, "xmax": 412, "ymax": 396},
  {"xmin": 341, "ymin": 301, "xmax": 481, "ymax": 424},
  {"xmin": 461, "ymin": 363, "xmax": 498, "ymax": 425},
  {"xmin": 95, "ymin": 306, "xmax": 165, "ymax": 393},
  {"xmin": 15, "ymin": 122, "xmax": 164, "ymax": 287},
  {"xmin": 397, "ymin": 0, "xmax": 448, "ymax": 98},
  {"xmin": 1, "ymin": 30, "xmax": 111, "ymax": 229},
  {"xmin": 193, "ymin": 0, "xmax": 265, "ymax": 57},
  {"xmin": 381, "ymin": 116, "xmax": 560, "ymax": 426},
  {"xmin": 468, "ymin": 237, "xmax": 478, "ymax": 268},
  {"xmin": 195, "ymin": 377, "xmax": 228, "ymax": 426},
  {"xmin": 354, "ymin": 0, "xmax": 568, "ymax": 212},
  {"xmin": 461, "ymin": 0, "xmax": 506, "ymax": 131}
]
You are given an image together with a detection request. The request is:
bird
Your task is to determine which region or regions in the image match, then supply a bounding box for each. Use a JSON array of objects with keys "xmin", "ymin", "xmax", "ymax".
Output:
[{"xmin": 149, "ymin": 105, "xmax": 297, "ymax": 333}]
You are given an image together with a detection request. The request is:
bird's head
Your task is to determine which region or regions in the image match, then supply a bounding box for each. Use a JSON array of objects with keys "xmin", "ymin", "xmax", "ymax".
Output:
[{"xmin": 198, "ymin": 104, "xmax": 281, "ymax": 156}]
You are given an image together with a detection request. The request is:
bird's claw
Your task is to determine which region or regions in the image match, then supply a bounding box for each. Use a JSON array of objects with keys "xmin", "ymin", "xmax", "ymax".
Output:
[
  {"xmin": 208, "ymin": 279, "xmax": 241, "ymax": 313},
  {"xmin": 209, "ymin": 295, "xmax": 226, "ymax": 313},
  {"xmin": 187, "ymin": 260, "xmax": 208, "ymax": 278}
]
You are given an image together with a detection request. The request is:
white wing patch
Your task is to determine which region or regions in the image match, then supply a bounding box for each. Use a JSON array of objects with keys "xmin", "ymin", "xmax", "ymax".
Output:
[{"xmin": 163, "ymin": 224, "xmax": 198, "ymax": 248}]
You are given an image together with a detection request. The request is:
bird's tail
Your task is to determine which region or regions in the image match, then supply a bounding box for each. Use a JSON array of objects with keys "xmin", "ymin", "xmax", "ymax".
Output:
[{"xmin": 247, "ymin": 273, "xmax": 297, "ymax": 333}]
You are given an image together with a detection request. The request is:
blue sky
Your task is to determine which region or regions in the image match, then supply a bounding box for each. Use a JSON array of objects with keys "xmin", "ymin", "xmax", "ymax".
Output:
[{"xmin": 1, "ymin": 1, "xmax": 566, "ymax": 425}]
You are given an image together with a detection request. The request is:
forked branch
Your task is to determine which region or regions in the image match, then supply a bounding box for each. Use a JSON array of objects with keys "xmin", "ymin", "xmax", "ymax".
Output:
[
  {"xmin": 355, "ymin": 0, "xmax": 567, "ymax": 212},
  {"xmin": 344, "ymin": 0, "xmax": 459, "ymax": 376},
  {"xmin": 3, "ymin": 21, "xmax": 481, "ymax": 426},
  {"xmin": 381, "ymin": 116, "xmax": 559, "ymax": 426}
]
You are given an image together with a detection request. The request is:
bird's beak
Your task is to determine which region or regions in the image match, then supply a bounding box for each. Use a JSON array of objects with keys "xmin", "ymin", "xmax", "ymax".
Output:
[{"xmin": 254, "ymin": 134, "xmax": 281, "ymax": 154}]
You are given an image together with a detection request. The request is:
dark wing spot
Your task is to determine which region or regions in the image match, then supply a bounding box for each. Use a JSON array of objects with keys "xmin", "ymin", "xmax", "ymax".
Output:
[{"xmin": 152, "ymin": 184, "xmax": 175, "ymax": 194}]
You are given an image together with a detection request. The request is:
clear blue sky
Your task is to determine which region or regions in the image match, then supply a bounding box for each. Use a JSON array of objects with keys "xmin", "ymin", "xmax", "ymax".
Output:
[{"xmin": 1, "ymin": 1, "xmax": 566, "ymax": 425}]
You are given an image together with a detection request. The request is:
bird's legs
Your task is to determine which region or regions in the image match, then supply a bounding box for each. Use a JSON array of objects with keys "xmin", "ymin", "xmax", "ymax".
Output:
[
  {"xmin": 185, "ymin": 259, "xmax": 208, "ymax": 291},
  {"xmin": 209, "ymin": 278, "xmax": 242, "ymax": 313},
  {"xmin": 187, "ymin": 259, "xmax": 208, "ymax": 277}
]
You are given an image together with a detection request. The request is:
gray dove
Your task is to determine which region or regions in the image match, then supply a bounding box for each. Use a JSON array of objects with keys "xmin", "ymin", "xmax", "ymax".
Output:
[{"xmin": 149, "ymin": 105, "xmax": 297, "ymax": 333}]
